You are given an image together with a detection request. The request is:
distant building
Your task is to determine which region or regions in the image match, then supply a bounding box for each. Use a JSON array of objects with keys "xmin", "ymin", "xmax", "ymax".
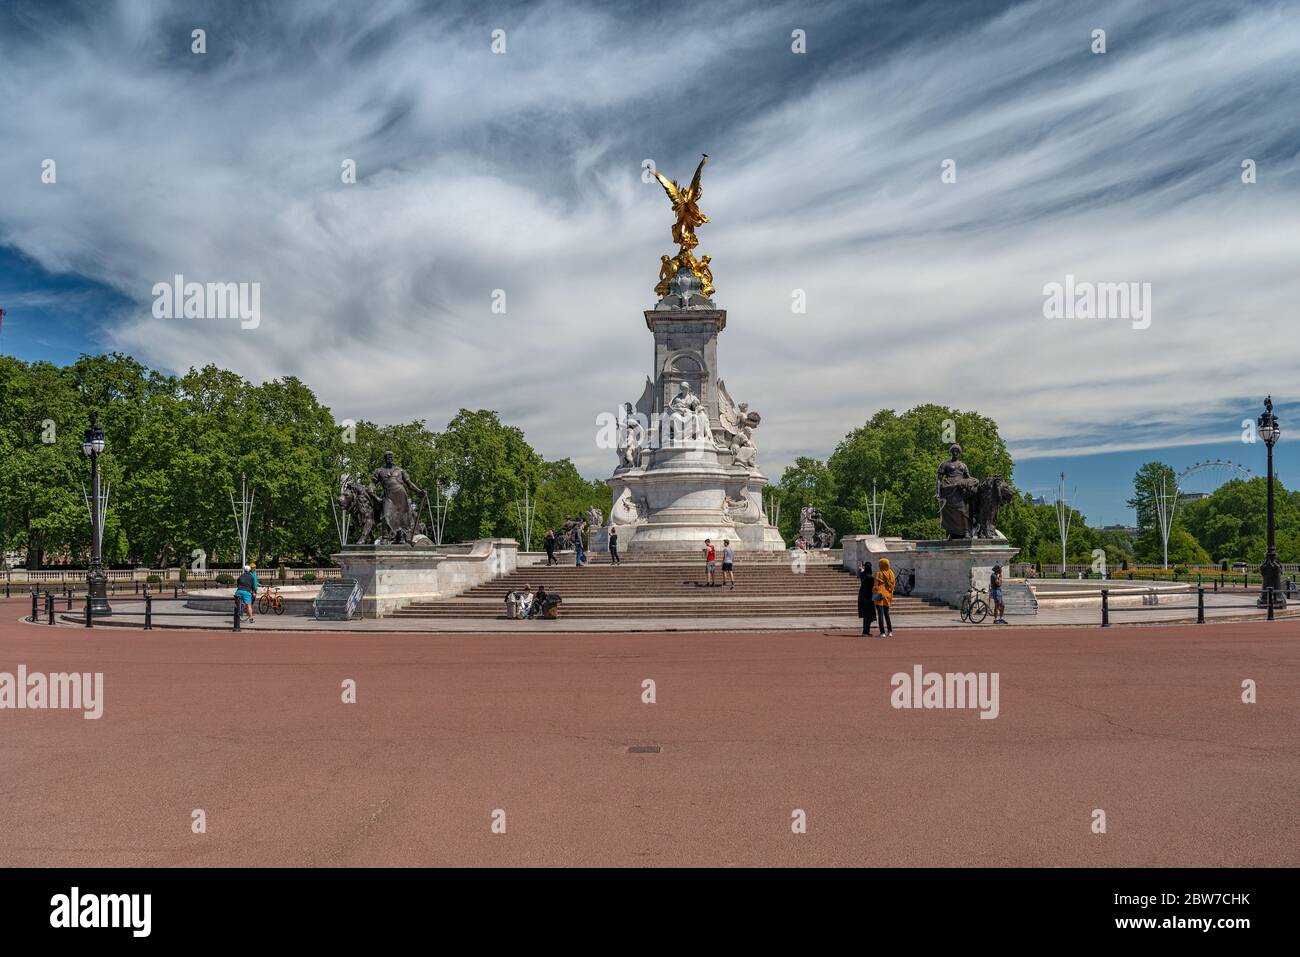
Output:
[{"xmin": 1101, "ymin": 524, "xmax": 1139, "ymax": 538}]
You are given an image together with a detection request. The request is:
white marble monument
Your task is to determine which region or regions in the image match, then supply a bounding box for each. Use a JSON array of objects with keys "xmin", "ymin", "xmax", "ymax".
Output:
[{"xmin": 607, "ymin": 267, "xmax": 785, "ymax": 553}]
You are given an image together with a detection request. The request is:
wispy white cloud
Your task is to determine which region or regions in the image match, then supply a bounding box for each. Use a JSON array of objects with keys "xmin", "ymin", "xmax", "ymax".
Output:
[{"xmin": 0, "ymin": 0, "xmax": 1297, "ymax": 484}]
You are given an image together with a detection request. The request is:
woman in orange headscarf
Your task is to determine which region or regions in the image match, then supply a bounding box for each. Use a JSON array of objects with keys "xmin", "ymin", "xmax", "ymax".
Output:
[{"xmin": 874, "ymin": 558, "xmax": 896, "ymax": 638}]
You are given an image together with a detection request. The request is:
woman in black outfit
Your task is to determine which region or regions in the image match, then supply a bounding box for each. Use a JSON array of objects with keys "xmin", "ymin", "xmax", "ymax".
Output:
[{"xmin": 857, "ymin": 560, "xmax": 875, "ymax": 636}]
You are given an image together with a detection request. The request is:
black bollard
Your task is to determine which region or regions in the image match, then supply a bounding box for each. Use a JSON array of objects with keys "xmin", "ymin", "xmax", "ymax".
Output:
[
  {"xmin": 84, "ymin": 594, "xmax": 93, "ymax": 628},
  {"xmin": 1266, "ymin": 587, "xmax": 1275, "ymax": 622},
  {"xmin": 46, "ymin": 592, "xmax": 55, "ymax": 625},
  {"xmin": 144, "ymin": 592, "xmax": 153, "ymax": 631},
  {"xmin": 31, "ymin": 589, "xmax": 38, "ymax": 622},
  {"xmin": 174, "ymin": 585, "xmax": 179, "ymax": 600},
  {"xmin": 1196, "ymin": 586, "xmax": 1204, "ymax": 624},
  {"xmin": 67, "ymin": 590, "xmax": 73, "ymax": 610},
  {"xmin": 1101, "ymin": 589, "xmax": 1110, "ymax": 628},
  {"xmin": 233, "ymin": 595, "xmax": 241, "ymax": 632}
]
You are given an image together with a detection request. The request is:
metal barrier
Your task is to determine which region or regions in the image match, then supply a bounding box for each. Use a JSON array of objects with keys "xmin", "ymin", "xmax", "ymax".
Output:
[{"xmin": 1101, "ymin": 586, "xmax": 1284, "ymax": 626}]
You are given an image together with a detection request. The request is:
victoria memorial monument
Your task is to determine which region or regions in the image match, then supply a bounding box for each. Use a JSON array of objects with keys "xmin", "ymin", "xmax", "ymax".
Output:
[{"xmin": 606, "ymin": 155, "xmax": 785, "ymax": 553}]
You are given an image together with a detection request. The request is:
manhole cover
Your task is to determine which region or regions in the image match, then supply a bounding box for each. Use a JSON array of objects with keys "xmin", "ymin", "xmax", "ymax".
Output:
[{"xmin": 627, "ymin": 745, "xmax": 661, "ymax": 754}]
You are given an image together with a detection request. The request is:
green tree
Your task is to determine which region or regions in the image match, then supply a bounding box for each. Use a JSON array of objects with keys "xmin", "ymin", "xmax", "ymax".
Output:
[
  {"xmin": 533, "ymin": 459, "xmax": 607, "ymax": 548},
  {"xmin": 786, "ymin": 404, "xmax": 1014, "ymax": 543},
  {"xmin": 1180, "ymin": 477, "xmax": 1300, "ymax": 564},
  {"xmin": 438, "ymin": 409, "xmax": 543, "ymax": 541},
  {"xmin": 1127, "ymin": 461, "xmax": 1178, "ymax": 533},
  {"xmin": 773, "ymin": 456, "xmax": 836, "ymax": 542}
]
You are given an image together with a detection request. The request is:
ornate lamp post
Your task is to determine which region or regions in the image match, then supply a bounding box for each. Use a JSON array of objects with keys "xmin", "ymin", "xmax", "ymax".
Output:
[
  {"xmin": 1257, "ymin": 396, "xmax": 1284, "ymax": 609},
  {"xmin": 82, "ymin": 412, "xmax": 112, "ymax": 616}
]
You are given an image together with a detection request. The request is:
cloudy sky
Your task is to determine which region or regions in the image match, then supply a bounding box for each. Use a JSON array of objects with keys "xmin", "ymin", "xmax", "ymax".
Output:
[{"xmin": 2, "ymin": 0, "xmax": 1298, "ymax": 524}]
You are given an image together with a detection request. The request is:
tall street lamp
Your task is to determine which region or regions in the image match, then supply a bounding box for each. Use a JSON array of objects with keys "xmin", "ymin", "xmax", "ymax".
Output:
[
  {"xmin": 1257, "ymin": 396, "xmax": 1284, "ymax": 610},
  {"xmin": 82, "ymin": 412, "xmax": 112, "ymax": 616}
]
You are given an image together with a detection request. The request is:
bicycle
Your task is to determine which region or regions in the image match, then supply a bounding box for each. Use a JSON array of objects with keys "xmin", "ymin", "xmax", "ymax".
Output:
[
  {"xmin": 257, "ymin": 586, "xmax": 285, "ymax": 616},
  {"xmin": 960, "ymin": 586, "xmax": 990, "ymax": 624}
]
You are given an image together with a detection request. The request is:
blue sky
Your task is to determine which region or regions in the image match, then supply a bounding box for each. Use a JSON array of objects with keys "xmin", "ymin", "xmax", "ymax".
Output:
[{"xmin": 2, "ymin": 0, "xmax": 1298, "ymax": 526}]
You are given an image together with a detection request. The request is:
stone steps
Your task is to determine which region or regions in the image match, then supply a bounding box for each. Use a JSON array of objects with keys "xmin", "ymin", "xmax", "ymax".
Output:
[
  {"xmin": 396, "ymin": 593, "xmax": 944, "ymax": 619},
  {"xmin": 390, "ymin": 555, "xmax": 940, "ymax": 619},
  {"xmin": 392, "ymin": 603, "xmax": 941, "ymax": 619},
  {"xmin": 461, "ymin": 571, "xmax": 861, "ymax": 599},
  {"xmin": 526, "ymin": 550, "xmax": 840, "ymax": 566}
]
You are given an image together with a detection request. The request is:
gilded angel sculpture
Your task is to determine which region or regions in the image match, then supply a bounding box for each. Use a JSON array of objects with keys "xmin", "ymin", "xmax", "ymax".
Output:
[{"xmin": 652, "ymin": 154, "xmax": 709, "ymax": 252}]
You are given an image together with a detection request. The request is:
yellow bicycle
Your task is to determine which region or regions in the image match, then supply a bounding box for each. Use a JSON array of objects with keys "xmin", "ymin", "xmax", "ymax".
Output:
[{"xmin": 257, "ymin": 587, "xmax": 285, "ymax": 616}]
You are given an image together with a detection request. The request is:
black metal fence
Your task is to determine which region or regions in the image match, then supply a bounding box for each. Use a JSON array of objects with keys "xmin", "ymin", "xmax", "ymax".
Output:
[{"xmin": 1100, "ymin": 586, "xmax": 1288, "ymax": 627}]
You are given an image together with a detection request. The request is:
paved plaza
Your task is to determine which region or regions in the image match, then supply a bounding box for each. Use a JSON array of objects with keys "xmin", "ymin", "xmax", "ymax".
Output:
[{"xmin": 3, "ymin": 596, "xmax": 1295, "ymax": 867}]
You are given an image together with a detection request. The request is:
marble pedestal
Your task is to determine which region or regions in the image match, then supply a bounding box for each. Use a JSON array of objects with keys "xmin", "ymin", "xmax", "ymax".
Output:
[
  {"xmin": 605, "ymin": 275, "xmax": 785, "ymax": 554},
  {"xmin": 841, "ymin": 535, "xmax": 1020, "ymax": 608},
  {"xmin": 334, "ymin": 539, "xmax": 517, "ymax": 617}
]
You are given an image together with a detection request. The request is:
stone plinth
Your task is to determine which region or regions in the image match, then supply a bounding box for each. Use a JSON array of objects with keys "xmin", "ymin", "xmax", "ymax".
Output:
[
  {"xmin": 842, "ymin": 535, "xmax": 1020, "ymax": 609},
  {"xmin": 334, "ymin": 539, "xmax": 517, "ymax": 618}
]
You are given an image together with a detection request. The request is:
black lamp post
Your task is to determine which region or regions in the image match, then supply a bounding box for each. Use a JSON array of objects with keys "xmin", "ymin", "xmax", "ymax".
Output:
[
  {"xmin": 82, "ymin": 412, "xmax": 112, "ymax": 616},
  {"xmin": 1257, "ymin": 396, "xmax": 1285, "ymax": 610}
]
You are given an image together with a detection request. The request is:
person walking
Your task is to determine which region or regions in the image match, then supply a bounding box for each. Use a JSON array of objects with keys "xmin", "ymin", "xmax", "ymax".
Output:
[
  {"xmin": 857, "ymin": 560, "xmax": 875, "ymax": 636},
  {"xmin": 990, "ymin": 563, "xmax": 1007, "ymax": 624},
  {"xmin": 702, "ymin": 538, "xmax": 717, "ymax": 586},
  {"xmin": 235, "ymin": 564, "xmax": 257, "ymax": 624},
  {"xmin": 608, "ymin": 525, "xmax": 621, "ymax": 565},
  {"xmin": 544, "ymin": 529, "xmax": 557, "ymax": 566},
  {"xmin": 874, "ymin": 557, "xmax": 896, "ymax": 638},
  {"xmin": 721, "ymin": 539, "xmax": 735, "ymax": 588},
  {"xmin": 574, "ymin": 520, "xmax": 587, "ymax": 567}
]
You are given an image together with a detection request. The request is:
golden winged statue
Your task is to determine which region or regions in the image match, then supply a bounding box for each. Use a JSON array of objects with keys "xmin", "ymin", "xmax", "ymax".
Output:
[
  {"xmin": 650, "ymin": 154, "xmax": 715, "ymax": 300},
  {"xmin": 653, "ymin": 154, "xmax": 709, "ymax": 252}
]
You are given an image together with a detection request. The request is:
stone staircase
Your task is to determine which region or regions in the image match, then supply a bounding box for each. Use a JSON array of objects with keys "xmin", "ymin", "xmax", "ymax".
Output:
[
  {"xmin": 393, "ymin": 555, "xmax": 949, "ymax": 619},
  {"xmin": 1001, "ymin": 581, "xmax": 1039, "ymax": 616}
]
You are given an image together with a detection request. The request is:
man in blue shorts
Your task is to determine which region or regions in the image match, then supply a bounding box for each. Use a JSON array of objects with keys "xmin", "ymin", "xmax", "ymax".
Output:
[{"xmin": 990, "ymin": 563, "xmax": 1006, "ymax": 624}]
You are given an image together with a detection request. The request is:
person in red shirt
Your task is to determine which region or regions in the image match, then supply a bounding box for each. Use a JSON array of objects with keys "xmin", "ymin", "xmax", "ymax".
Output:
[{"xmin": 702, "ymin": 538, "xmax": 717, "ymax": 586}]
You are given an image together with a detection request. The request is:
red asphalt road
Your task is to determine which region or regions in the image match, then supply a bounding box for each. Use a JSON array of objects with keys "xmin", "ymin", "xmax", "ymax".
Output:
[{"xmin": 1, "ymin": 599, "xmax": 1296, "ymax": 867}]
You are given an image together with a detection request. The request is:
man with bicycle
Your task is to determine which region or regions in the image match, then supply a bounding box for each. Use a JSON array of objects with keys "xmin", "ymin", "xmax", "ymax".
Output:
[{"xmin": 990, "ymin": 563, "xmax": 1007, "ymax": 624}]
